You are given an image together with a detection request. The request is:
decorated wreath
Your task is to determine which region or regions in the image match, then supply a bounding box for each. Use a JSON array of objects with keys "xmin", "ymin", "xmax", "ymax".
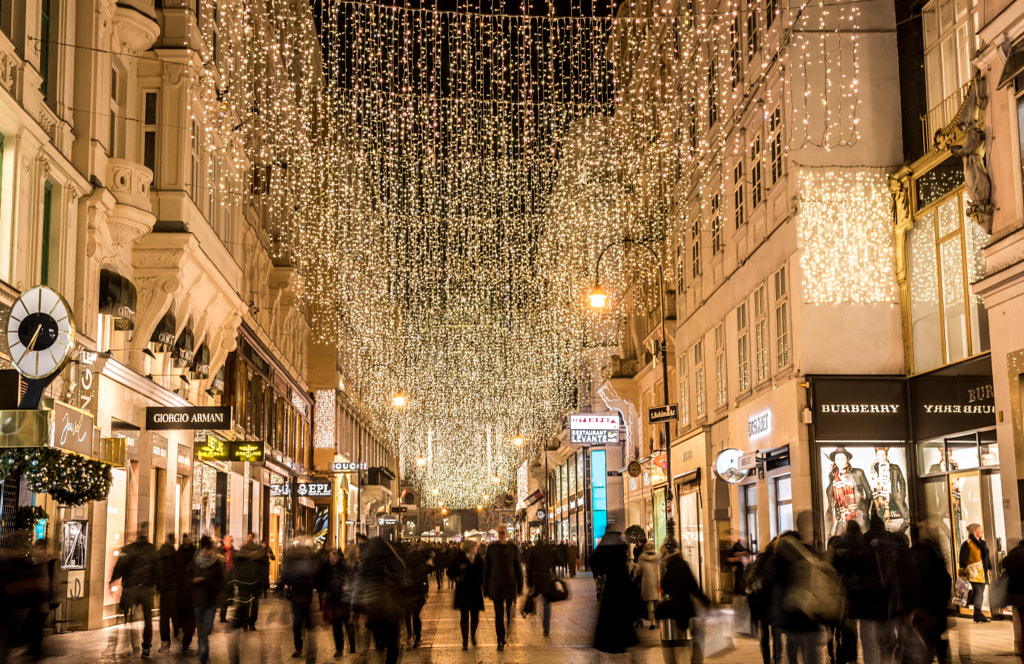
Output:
[{"xmin": 0, "ymin": 448, "xmax": 113, "ymax": 506}]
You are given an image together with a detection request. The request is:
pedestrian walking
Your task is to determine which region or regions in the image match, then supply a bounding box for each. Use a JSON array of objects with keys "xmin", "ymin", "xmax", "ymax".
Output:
[
  {"xmin": 281, "ymin": 535, "xmax": 319, "ymax": 659},
  {"xmin": 908, "ymin": 520, "xmax": 951, "ymax": 664},
  {"xmin": 556, "ymin": 541, "xmax": 567, "ymax": 577},
  {"xmin": 219, "ymin": 534, "xmax": 236, "ymax": 623},
  {"xmin": 825, "ymin": 521, "xmax": 861, "ymax": 664},
  {"xmin": 526, "ymin": 537, "xmax": 558, "ymax": 636},
  {"xmin": 320, "ymin": 547, "xmax": 356, "ymax": 657},
  {"xmin": 746, "ymin": 538, "xmax": 782, "ymax": 664},
  {"xmin": 188, "ymin": 536, "xmax": 225, "ymax": 664},
  {"xmin": 660, "ymin": 543, "xmax": 710, "ymax": 664},
  {"xmin": 176, "ymin": 535, "xmax": 197, "ymax": 653},
  {"xmin": 958, "ymin": 523, "xmax": 993, "ymax": 623},
  {"xmin": 633, "ymin": 541, "xmax": 661, "ymax": 628},
  {"xmin": 259, "ymin": 538, "xmax": 275, "ymax": 597},
  {"xmin": 402, "ymin": 542, "xmax": 431, "ymax": 648},
  {"xmin": 771, "ymin": 511, "xmax": 828, "ymax": 664},
  {"xmin": 109, "ymin": 523, "xmax": 158, "ymax": 660},
  {"xmin": 433, "ymin": 545, "xmax": 447, "ymax": 590},
  {"xmin": 1001, "ymin": 537, "xmax": 1024, "ymax": 646},
  {"xmin": 567, "ymin": 540, "xmax": 579, "ymax": 578},
  {"xmin": 591, "ymin": 530, "xmax": 639, "ymax": 654},
  {"xmin": 353, "ymin": 537, "xmax": 406, "ymax": 664},
  {"xmin": 156, "ymin": 534, "xmax": 183, "ymax": 653},
  {"xmin": 483, "ymin": 524, "xmax": 523, "ymax": 651},
  {"xmin": 24, "ymin": 538, "xmax": 57, "ymax": 662},
  {"xmin": 231, "ymin": 540, "xmax": 264, "ymax": 630},
  {"xmin": 450, "ymin": 540, "xmax": 485, "ymax": 650}
]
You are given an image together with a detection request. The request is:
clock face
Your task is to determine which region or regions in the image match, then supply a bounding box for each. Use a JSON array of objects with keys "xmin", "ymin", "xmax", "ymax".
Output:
[{"xmin": 5, "ymin": 286, "xmax": 76, "ymax": 380}]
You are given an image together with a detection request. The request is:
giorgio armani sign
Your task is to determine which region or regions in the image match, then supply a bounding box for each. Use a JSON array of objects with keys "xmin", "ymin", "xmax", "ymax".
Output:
[{"xmin": 146, "ymin": 406, "xmax": 232, "ymax": 430}]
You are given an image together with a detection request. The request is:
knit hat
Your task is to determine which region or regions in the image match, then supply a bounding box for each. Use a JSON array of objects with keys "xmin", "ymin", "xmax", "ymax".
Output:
[{"xmin": 966, "ymin": 523, "xmax": 982, "ymax": 536}]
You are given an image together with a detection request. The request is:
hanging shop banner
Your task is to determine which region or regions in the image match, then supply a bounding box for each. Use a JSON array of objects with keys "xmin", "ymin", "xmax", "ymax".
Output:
[
  {"xmin": 270, "ymin": 482, "xmax": 293, "ymax": 497},
  {"xmin": 195, "ymin": 435, "xmax": 229, "ymax": 461},
  {"xmin": 910, "ymin": 373, "xmax": 995, "ymax": 441},
  {"xmin": 820, "ymin": 444, "xmax": 909, "ymax": 541},
  {"xmin": 331, "ymin": 461, "xmax": 367, "ymax": 472},
  {"xmin": 270, "ymin": 480, "xmax": 332, "ymax": 498},
  {"xmin": 230, "ymin": 440, "xmax": 265, "ymax": 463},
  {"xmin": 146, "ymin": 406, "xmax": 232, "ymax": 430},
  {"xmin": 569, "ymin": 413, "xmax": 619, "ymax": 445},
  {"xmin": 811, "ymin": 378, "xmax": 908, "ymax": 441}
]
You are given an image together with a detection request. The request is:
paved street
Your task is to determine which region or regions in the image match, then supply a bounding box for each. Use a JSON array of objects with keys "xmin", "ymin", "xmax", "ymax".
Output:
[{"xmin": 23, "ymin": 573, "xmax": 1018, "ymax": 664}]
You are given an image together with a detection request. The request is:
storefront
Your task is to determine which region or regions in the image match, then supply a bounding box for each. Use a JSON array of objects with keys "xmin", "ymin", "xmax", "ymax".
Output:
[{"xmin": 670, "ymin": 430, "xmax": 709, "ymax": 590}]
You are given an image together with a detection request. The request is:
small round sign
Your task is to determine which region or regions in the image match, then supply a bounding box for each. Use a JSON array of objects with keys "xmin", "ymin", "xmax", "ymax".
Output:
[
  {"xmin": 627, "ymin": 460, "xmax": 642, "ymax": 477},
  {"xmin": 536, "ymin": 508, "xmax": 547, "ymax": 520},
  {"xmin": 714, "ymin": 448, "xmax": 748, "ymax": 484}
]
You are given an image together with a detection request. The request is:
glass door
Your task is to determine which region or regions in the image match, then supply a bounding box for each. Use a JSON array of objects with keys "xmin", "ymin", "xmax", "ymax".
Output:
[{"xmin": 678, "ymin": 489, "xmax": 704, "ymax": 590}]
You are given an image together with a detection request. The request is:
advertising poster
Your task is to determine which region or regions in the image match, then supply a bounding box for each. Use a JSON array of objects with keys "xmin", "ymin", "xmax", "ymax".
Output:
[
  {"xmin": 820, "ymin": 445, "xmax": 910, "ymax": 540},
  {"xmin": 61, "ymin": 520, "xmax": 88, "ymax": 570}
]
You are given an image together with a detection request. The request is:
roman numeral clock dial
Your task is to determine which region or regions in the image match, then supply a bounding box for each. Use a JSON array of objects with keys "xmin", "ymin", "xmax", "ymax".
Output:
[{"xmin": 5, "ymin": 286, "xmax": 76, "ymax": 381}]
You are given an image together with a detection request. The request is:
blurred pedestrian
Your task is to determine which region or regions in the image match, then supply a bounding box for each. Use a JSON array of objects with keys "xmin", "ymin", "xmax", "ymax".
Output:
[
  {"xmin": 176, "ymin": 534, "xmax": 197, "ymax": 653},
  {"xmin": 241, "ymin": 533, "xmax": 262, "ymax": 628},
  {"xmin": 188, "ymin": 536, "xmax": 225, "ymax": 664},
  {"xmin": 353, "ymin": 537, "xmax": 405, "ymax": 664},
  {"xmin": 556, "ymin": 541, "xmax": 567, "ymax": 577},
  {"xmin": 219, "ymin": 534, "xmax": 236, "ymax": 623},
  {"xmin": 156, "ymin": 534, "xmax": 183, "ymax": 653},
  {"xmin": 281, "ymin": 535, "xmax": 319, "ymax": 659},
  {"xmin": 320, "ymin": 548, "xmax": 356, "ymax": 657},
  {"xmin": 746, "ymin": 538, "xmax": 781, "ymax": 664},
  {"xmin": 109, "ymin": 523, "xmax": 158, "ymax": 659},
  {"xmin": 567, "ymin": 540, "xmax": 579, "ymax": 578},
  {"xmin": 25, "ymin": 538, "xmax": 57, "ymax": 662},
  {"xmin": 403, "ymin": 542, "xmax": 431, "ymax": 648},
  {"xmin": 660, "ymin": 542, "xmax": 710, "ymax": 664},
  {"xmin": 848, "ymin": 515, "xmax": 912, "ymax": 664},
  {"xmin": 825, "ymin": 520, "xmax": 861, "ymax": 664},
  {"xmin": 771, "ymin": 510, "xmax": 826, "ymax": 664},
  {"xmin": 591, "ymin": 530, "xmax": 639, "ymax": 654},
  {"xmin": 526, "ymin": 537, "xmax": 558, "ymax": 636},
  {"xmin": 259, "ymin": 538, "xmax": 275, "ymax": 598},
  {"xmin": 633, "ymin": 536, "xmax": 647, "ymax": 564},
  {"xmin": 727, "ymin": 536, "xmax": 752, "ymax": 598},
  {"xmin": 483, "ymin": 524, "xmax": 523, "ymax": 651},
  {"xmin": 432, "ymin": 545, "xmax": 447, "ymax": 590},
  {"xmin": 451, "ymin": 540, "xmax": 485, "ymax": 649},
  {"xmin": 0, "ymin": 533, "xmax": 37, "ymax": 664},
  {"xmin": 958, "ymin": 523, "xmax": 992, "ymax": 623},
  {"xmin": 908, "ymin": 520, "xmax": 951, "ymax": 664},
  {"xmin": 633, "ymin": 541, "xmax": 661, "ymax": 629},
  {"xmin": 232, "ymin": 539, "xmax": 264, "ymax": 631}
]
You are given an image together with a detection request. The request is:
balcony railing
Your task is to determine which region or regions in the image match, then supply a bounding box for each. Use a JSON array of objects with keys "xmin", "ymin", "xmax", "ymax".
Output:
[{"xmin": 921, "ymin": 80, "xmax": 973, "ymax": 150}]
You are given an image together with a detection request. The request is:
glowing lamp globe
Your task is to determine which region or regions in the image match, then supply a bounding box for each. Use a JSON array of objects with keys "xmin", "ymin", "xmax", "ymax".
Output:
[
  {"xmin": 588, "ymin": 287, "xmax": 608, "ymax": 309},
  {"xmin": 392, "ymin": 392, "xmax": 407, "ymax": 409}
]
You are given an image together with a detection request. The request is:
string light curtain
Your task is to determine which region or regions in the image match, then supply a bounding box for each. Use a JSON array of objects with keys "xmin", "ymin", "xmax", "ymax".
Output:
[{"xmin": 190, "ymin": 0, "xmax": 864, "ymax": 508}]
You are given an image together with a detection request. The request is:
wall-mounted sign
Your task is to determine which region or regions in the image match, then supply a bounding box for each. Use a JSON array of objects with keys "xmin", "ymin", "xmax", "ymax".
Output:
[
  {"xmin": 60, "ymin": 520, "xmax": 88, "ymax": 570},
  {"xmin": 811, "ymin": 378, "xmax": 908, "ymax": 441},
  {"xmin": 747, "ymin": 410, "xmax": 772, "ymax": 441},
  {"xmin": 377, "ymin": 515, "xmax": 398, "ymax": 526},
  {"xmin": 53, "ymin": 401, "xmax": 96, "ymax": 457},
  {"xmin": 270, "ymin": 483, "xmax": 293, "ymax": 497},
  {"xmin": 331, "ymin": 461, "xmax": 367, "ymax": 472},
  {"xmin": 230, "ymin": 441, "xmax": 265, "ymax": 463},
  {"xmin": 910, "ymin": 372, "xmax": 995, "ymax": 440},
  {"xmin": 627, "ymin": 460, "xmax": 642, "ymax": 477},
  {"xmin": 146, "ymin": 406, "xmax": 232, "ymax": 431},
  {"xmin": 196, "ymin": 435, "xmax": 229, "ymax": 461},
  {"xmin": 738, "ymin": 452, "xmax": 757, "ymax": 471},
  {"xmin": 569, "ymin": 413, "xmax": 620, "ymax": 446},
  {"xmin": 648, "ymin": 404, "xmax": 678, "ymax": 424},
  {"xmin": 714, "ymin": 448, "xmax": 748, "ymax": 484},
  {"xmin": 535, "ymin": 508, "xmax": 547, "ymax": 520},
  {"xmin": 296, "ymin": 481, "xmax": 332, "ymax": 498}
]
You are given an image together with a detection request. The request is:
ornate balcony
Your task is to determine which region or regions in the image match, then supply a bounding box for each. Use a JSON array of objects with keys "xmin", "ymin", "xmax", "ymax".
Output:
[{"xmin": 107, "ymin": 159, "xmax": 154, "ymax": 213}]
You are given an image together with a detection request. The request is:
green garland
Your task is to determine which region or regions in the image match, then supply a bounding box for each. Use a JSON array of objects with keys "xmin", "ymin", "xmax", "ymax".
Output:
[{"xmin": 0, "ymin": 448, "xmax": 113, "ymax": 507}]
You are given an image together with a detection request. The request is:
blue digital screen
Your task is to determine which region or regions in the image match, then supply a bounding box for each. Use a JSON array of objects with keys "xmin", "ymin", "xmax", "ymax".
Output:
[{"xmin": 591, "ymin": 450, "xmax": 607, "ymax": 547}]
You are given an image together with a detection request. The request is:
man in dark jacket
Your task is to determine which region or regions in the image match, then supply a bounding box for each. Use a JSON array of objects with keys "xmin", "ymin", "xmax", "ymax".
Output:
[
  {"xmin": 909, "ymin": 520, "xmax": 951, "ymax": 664},
  {"xmin": 231, "ymin": 541, "xmax": 264, "ymax": 631},
  {"xmin": 188, "ymin": 536, "xmax": 225, "ymax": 664},
  {"xmin": 219, "ymin": 534, "xmax": 236, "ymax": 623},
  {"xmin": 771, "ymin": 511, "xmax": 826, "ymax": 664},
  {"xmin": 354, "ymin": 537, "xmax": 406, "ymax": 664},
  {"xmin": 110, "ymin": 524, "xmax": 158, "ymax": 659},
  {"xmin": 402, "ymin": 543, "xmax": 431, "ymax": 648},
  {"xmin": 483, "ymin": 524, "xmax": 523, "ymax": 650},
  {"xmin": 525, "ymin": 538, "xmax": 557, "ymax": 636},
  {"xmin": 848, "ymin": 515, "xmax": 912, "ymax": 664},
  {"xmin": 281, "ymin": 536, "xmax": 319, "ymax": 659},
  {"xmin": 660, "ymin": 547, "xmax": 710, "ymax": 664},
  {"xmin": 176, "ymin": 534, "xmax": 198, "ymax": 653},
  {"xmin": 156, "ymin": 534, "xmax": 183, "ymax": 653},
  {"xmin": 826, "ymin": 521, "xmax": 861, "ymax": 664}
]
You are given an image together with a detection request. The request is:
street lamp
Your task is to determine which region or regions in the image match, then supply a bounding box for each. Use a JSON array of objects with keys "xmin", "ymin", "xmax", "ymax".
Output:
[
  {"xmin": 589, "ymin": 238, "xmax": 678, "ymax": 553},
  {"xmin": 392, "ymin": 392, "xmax": 408, "ymax": 409},
  {"xmin": 513, "ymin": 434, "xmax": 524, "ymax": 448}
]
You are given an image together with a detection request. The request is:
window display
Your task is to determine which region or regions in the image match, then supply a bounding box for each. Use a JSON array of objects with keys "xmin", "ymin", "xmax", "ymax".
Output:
[{"xmin": 821, "ymin": 445, "xmax": 909, "ymax": 538}]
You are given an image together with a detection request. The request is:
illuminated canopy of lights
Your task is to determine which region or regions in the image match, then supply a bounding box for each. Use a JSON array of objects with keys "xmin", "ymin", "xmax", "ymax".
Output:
[{"xmin": 192, "ymin": 0, "xmax": 863, "ymax": 507}]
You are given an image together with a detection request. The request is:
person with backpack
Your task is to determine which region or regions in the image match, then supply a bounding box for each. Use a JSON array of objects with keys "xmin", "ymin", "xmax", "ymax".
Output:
[
  {"xmin": 772, "ymin": 510, "xmax": 841, "ymax": 664},
  {"xmin": 746, "ymin": 538, "xmax": 781, "ymax": 664},
  {"xmin": 826, "ymin": 520, "xmax": 862, "ymax": 664}
]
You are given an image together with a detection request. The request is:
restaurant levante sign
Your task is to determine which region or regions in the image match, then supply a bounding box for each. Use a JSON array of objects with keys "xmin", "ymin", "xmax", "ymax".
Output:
[{"xmin": 146, "ymin": 406, "xmax": 232, "ymax": 430}]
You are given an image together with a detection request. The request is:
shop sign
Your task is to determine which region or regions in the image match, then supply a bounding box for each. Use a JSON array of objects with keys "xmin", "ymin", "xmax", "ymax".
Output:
[
  {"xmin": 569, "ymin": 413, "xmax": 619, "ymax": 446},
  {"xmin": 627, "ymin": 460, "xmax": 642, "ymax": 477},
  {"xmin": 331, "ymin": 461, "xmax": 367, "ymax": 472},
  {"xmin": 747, "ymin": 410, "xmax": 772, "ymax": 441},
  {"xmin": 714, "ymin": 448, "xmax": 748, "ymax": 484},
  {"xmin": 54, "ymin": 401, "xmax": 96, "ymax": 457},
  {"xmin": 812, "ymin": 378, "xmax": 908, "ymax": 441},
  {"xmin": 270, "ymin": 482, "xmax": 292, "ymax": 497},
  {"xmin": 146, "ymin": 406, "xmax": 232, "ymax": 430},
  {"xmin": 296, "ymin": 481, "xmax": 331, "ymax": 497},
  {"xmin": 738, "ymin": 452, "xmax": 756, "ymax": 471},
  {"xmin": 196, "ymin": 435, "xmax": 229, "ymax": 461},
  {"xmin": 648, "ymin": 404, "xmax": 678, "ymax": 424},
  {"xmin": 62, "ymin": 349, "xmax": 99, "ymax": 416},
  {"xmin": 230, "ymin": 441, "xmax": 265, "ymax": 463},
  {"xmin": 910, "ymin": 374, "xmax": 995, "ymax": 441},
  {"xmin": 377, "ymin": 516, "xmax": 398, "ymax": 526}
]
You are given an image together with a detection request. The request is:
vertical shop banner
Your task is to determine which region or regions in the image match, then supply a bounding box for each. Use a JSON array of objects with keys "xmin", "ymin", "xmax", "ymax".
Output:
[
  {"xmin": 820, "ymin": 445, "xmax": 910, "ymax": 541},
  {"xmin": 590, "ymin": 449, "xmax": 607, "ymax": 549}
]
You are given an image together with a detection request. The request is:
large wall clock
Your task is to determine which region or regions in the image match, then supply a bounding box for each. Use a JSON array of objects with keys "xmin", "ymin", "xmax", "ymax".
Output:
[{"xmin": 5, "ymin": 285, "xmax": 77, "ymax": 380}]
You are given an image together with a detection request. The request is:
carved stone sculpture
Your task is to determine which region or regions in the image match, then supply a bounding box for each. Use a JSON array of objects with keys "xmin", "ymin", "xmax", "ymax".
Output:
[{"xmin": 950, "ymin": 76, "xmax": 993, "ymax": 234}]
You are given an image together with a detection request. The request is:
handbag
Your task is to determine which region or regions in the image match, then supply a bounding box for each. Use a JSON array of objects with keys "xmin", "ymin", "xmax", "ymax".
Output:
[
  {"xmin": 521, "ymin": 592, "xmax": 537, "ymax": 617},
  {"xmin": 693, "ymin": 609, "xmax": 736, "ymax": 659},
  {"xmin": 952, "ymin": 577, "xmax": 971, "ymax": 607},
  {"xmin": 548, "ymin": 579, "xmax": 570, "ymax": 602},
  {"xmin": 655, "ymin": 595, "xmax": 679, "ymax": 621}
]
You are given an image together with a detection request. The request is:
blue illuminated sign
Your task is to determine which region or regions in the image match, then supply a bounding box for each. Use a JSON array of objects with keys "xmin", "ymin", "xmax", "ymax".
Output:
[{"xmin": 591, "ymin": 449, "xmax": 607, "ymax": 548}]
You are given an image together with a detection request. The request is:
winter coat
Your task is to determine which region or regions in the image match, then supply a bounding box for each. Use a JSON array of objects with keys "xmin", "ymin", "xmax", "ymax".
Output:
[
  {"xmin": 232, "ymin": 544, "xmax": 265, "ymax": 600},
  {"xmin": 770, "ymin": 532, "xmax": 824, "ymax": 633},
  {"xmin": 634, "ymin": 551, "xmax": 661, "ymax": 602},
  {"xmin": 525, "ymin": 542, "xmax": 557, "ymax": 598},
  {"xmin": 403, "ymin": 548, "xmax": 431, "ymax": 600},
  {"xmin": 352, "ymin": 537, "xmax": 406, "ymax": 623},
  {"xmin": 188, "ymin": 549, "xmax": 226, "ymax": 608},
  {"xmin": 157, "ymin": 543, "xmax": 183, "ymax": 594},
  {"xmin": 959, "ymin": 535, "xmax": 992, "ymax": 583},
  {"xmin": 846, "ymin": 520, "xmax": 912, "ymax": 620},
  {"xmin": 591, "ymin": 536, "xmax": 639, "ymax": 653},
  {"xmin": 660, "ymin": 552, "xmax": 708, "ymax": 626},
  {"xmin": 111, "ymin": 538, "xmax": 158, "ymax": 588},
  {"xmin": 450, "ymin": 550, "xmax": 485, "ymax": 611},
  {"xmin": 1002, "ymin": 542, "xmax": 1024, "ymax": 609},
  {"xmin": 320, "ymin": 555, "xmax": 352, "ymax": 618},
  {"xmin": 910, "ymin": 536, "xmax": 951, "ymax": 628},
  {"xmin": 745, "ymin": 546, "xmax": 775, "ymax": 620},
  {"xmin": 483, "ymin": 541, "xmax": 523, "ymax": 601},
  {"xmin": 281, "ymin": 545, "xmax": 319, "ymax": 604}
]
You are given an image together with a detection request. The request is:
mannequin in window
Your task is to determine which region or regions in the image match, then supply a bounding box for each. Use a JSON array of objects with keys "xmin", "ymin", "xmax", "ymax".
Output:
[
  {"xmin": 825, "ymin": 447, "xmax": 872, "ymax": 538},
  {"xmin": 869, "ymin": 446, "xmax": 910, "ymax": 534}
]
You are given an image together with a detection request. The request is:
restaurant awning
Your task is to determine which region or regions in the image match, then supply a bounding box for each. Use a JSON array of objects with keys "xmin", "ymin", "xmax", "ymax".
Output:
[{"xmin": 99, "ymin": 269, "xmax": 137, "ymax": 331}]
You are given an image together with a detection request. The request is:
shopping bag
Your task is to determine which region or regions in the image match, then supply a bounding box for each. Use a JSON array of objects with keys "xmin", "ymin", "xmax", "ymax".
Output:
[
  {"xmin": 732, "ymin": 597, "xmax": 753, "ymax": 637},
  {"xmin": 952, "ymin": 577, "xmax": 971, "ymax": 607},
  {"xmin": 693, "ymin": 609, "xmax": 736, "ymax": 659},
  {"xmin": 989, "ymin": 575, "xmax": 1009, "ymax": 610}
]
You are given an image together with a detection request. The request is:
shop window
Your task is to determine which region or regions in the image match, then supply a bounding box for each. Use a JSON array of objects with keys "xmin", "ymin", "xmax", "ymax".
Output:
[
  {"xmin": 693, "ymin": 339, "xmax": 706, "ymax": 418},
  {"xmin": 774, "ymin": 265, "xmax": 789, "ymax": 368},
  {"xmin": 775, "ymin": 475, "xmax": 793, "ymax": 534},
  {"xmin": 754, "ymin": 283, "xmax": 769, "ymax": 381},
  {"xmin": 737, "ymin": 301, "xmax": 750, "ymax": 392},
  {"xmin": 714, "ymin": 321, "xmax": 727, "ymax": 407},
  {"xmin": 742, "ymin": 483, "xmax": 759, "ymax": 552},
  {"xmin": 820, "ymin": 445, "xmax": 910, "ymax": 539},
  {"xmin": 906, "ymin": 189, "xmax": 989, "ymax": 373}
]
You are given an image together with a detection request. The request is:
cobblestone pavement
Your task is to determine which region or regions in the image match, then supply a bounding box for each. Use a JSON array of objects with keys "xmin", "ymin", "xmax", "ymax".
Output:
[{"xmin": 24, "ymin": 573, "xmax": 1019, "ymax": 664}]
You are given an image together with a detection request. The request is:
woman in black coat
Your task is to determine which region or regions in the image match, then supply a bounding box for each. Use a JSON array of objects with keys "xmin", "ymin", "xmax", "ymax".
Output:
[
  {"xmin": 321, "ymin": 548, "xmax": 355, "ymax": 657},
  {"xmin": 660, "ymin": 548, "xmax": 710, "ymax": 664},
  {"xmin": 449, "ymin": 540, "xmax": 485, "ymax": 650},
  {"xmin": 591, "ymin": 531, "xmax": 639, "ymax": 653}
]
